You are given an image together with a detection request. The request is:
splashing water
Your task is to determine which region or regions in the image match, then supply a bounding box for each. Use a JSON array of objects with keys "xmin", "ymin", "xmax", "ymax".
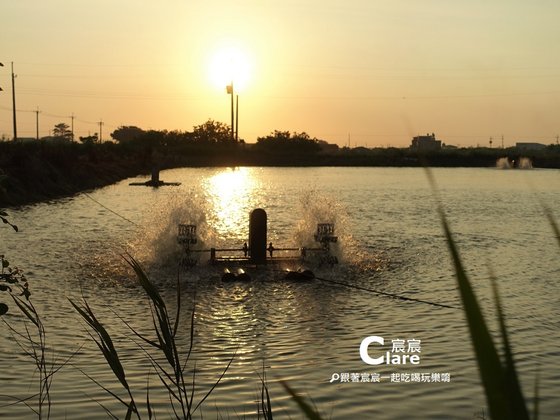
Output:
[
  {"xmin": 126, "ymin": 188, "xmax": 386, "ymax": 279},
  {"xmin": 292, "ymin": 190, "xmax": 381, "ymax": 271},
  {"xmin": 128, "ymin": 191, "xmax": 217, "ymax": 267},
  {"xmin": 496, "ymin": 157, "xmax": 512, "ymax": 169},
  {"xmin": 518, "ymin": 157, "xmax": 533, "ymax": 169},
  {"xmin": 496, "ymin": 156, "xmax": 533, "ymax": 169},
  {"xmin": 290, "ymin": 191, "xmax": 387, "ymax": 282}
]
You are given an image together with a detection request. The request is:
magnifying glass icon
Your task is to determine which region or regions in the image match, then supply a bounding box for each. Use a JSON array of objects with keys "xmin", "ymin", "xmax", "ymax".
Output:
[{"xmin": 329, "ymin": 373, "xmax": 340, "ymax": 383}]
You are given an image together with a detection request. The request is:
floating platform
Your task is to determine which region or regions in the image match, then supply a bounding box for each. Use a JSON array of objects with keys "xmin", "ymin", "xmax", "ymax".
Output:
[
  {"xmin": 177, "ymin": 209, "xmax": 339, "ymax": 268},
  {"xmin": 220, "ymin": 266, "xmax": 315, "ymax": 283},
  {"xmin": 129, "ymin": 168, "xmax": 180, "ymax": 187},
  {"xmin": 129, "ymin": 180, "xmax": 181, "ymax": 187}
]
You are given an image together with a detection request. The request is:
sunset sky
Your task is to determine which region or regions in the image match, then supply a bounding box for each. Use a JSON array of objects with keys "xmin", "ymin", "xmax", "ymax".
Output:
[{"xmin": 1, "ymin": 1, "xmax": 559, "ymax": 147}]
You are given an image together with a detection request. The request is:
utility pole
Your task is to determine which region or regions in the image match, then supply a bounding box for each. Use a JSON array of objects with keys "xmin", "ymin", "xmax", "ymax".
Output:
[
  {"xmin": 34, "ymin": 106, "xmax": 41, "ymax": 140},
  {"xmin": 70, "ymin": 113, "xmax": 75, "ymax": 141},
  {"xmin": 235, "ymin": 94, "xmax": 239, "ymax": 142},
  {"xmin": 501, "ymin": 135, "xmax": 504, "ymax": 149},
  {"xmin": 489, "ymin": 136, "xmax": 493, "ymax": 148},
  {"xmin": 11, "ymin": 62, "xmax": 17, "ymax": 141},
  {"xmin": 98, "ymin": 119, "xmax": 104, "ymax": 142}
]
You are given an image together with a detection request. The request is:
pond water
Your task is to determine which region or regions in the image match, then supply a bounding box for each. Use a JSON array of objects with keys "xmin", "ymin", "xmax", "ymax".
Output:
[{"xmin": 1, "ymin": 167, "xmax": 559, "ymax": 419}]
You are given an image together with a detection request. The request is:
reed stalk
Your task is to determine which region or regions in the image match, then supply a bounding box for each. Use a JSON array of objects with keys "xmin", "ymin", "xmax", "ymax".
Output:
[
  {"xmin": 426, "ymin": 168, "xmax": 535, "ymax": 420},
  {"xmin": 70, "ymin": 255, "xmax": 235, "ymax": 419}
]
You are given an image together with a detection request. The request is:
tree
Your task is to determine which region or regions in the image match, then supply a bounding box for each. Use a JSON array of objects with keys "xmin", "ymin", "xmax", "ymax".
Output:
[
  {"xmin": 79, "ymin": 134, "xmax": 98, "ymax": 145},
  {"xmin": 191, "ymin": 119, "xmax": 231, "ymax": 143},
  {"xmin": 255, "ymin": 130, "xmax": 321, "ymax": 154},
  {"xmin": 52, "ymin": 123, "xmax": 73, "ymax": 141},
  {"xmin": 111, "ymin": 126, "xmax": 145, "ymax": 143}
]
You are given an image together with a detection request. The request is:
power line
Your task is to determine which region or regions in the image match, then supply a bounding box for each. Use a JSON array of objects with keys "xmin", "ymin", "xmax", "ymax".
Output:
[
  {"xmin": 314, "ymin": 275, "xmax": 456, "ymax": 309},
  {"xmin": 83, "ymin": 192, "xmax": 138, "ymax": 226},
  {"xmin": 42, "ymin": 111, "xmax": 73, "ymax": 119}
]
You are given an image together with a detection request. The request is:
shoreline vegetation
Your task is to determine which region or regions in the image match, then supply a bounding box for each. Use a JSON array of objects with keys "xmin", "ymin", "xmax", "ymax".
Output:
[{"xmin": 1, "ymin": 123, "xmax": 559, "ymax": 207}]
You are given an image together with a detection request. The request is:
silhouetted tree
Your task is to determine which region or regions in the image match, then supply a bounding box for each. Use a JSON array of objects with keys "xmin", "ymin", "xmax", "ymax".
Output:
[
  {"xmin": 52, "ymin": 123, "xmax": 72, "ymax": 141},
  {"xmin": 255, "ymin": 130, "xmax": 321, "ymax": 154},
  {"xmin": 111, "ymin": 126, "xmax": 145, "ymax": 143},
  {"xmin": 79, "ymin": 134, "xmax": 98, "ymax": 145},
  {"xmin": 192, "ymin": 120, "xmax": 231, "ymax": 143}
]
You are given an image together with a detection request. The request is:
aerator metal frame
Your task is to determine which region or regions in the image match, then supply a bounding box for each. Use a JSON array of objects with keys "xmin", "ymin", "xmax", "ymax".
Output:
[{"xmin": 177, "ymin": 209, "xmax": 338, "ymax": 267}]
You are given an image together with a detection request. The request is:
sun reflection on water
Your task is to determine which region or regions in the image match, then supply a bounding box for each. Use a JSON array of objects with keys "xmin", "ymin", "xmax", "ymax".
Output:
[{"xmin": 204, "ymin": 168, "xmax": 258, "ymax": 241}]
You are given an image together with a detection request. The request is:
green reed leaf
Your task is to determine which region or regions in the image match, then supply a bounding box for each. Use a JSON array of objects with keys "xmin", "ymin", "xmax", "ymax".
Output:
[
  {"xmin": 11, "ymin": 296, "xmax": 39, "ymax": 327},
  {"xmin": 489, "ymin": 271, "xmax": 529, "ymax": 419},
  {"xmin": 146, "ymin": 372, "xmax": 154, "ymax": 420},
  {"xmin": 69, "ymin": 298, "xmax": 130, "ymax": 392},
  {"xmin": 193, "ymin": 349, "xmax": 237, "ymax": 414},
  {"xmin": 426, "ymin": 168, "xmax": 509, "ymax": 419},
  {"xmin": 542, "ymin": 206, "xmax": 560, "ymax": 249},
  {"xmin": 125, "ymin": 256, "xmax": 165, "ymax": 308},
  {"xmin": 280, "ymin": 381, "xmax": 324, "ymax": 420},
  {"xmin": 533, "ymin": 369, "xmax": 540, "ymax": 420}
]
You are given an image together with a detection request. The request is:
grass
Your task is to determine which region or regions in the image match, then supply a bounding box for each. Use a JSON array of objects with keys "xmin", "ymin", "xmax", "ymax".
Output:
[
  {"xmin": 426, "ymin": 168, "xmax": 537, "ymax": 420},
  {"xmin": 1, "ymin": 254, "xmax": 82, "ymax": 420},
  {"xmin": 69, "ymin": 255, "xmax": 236, "ymax": 419}
]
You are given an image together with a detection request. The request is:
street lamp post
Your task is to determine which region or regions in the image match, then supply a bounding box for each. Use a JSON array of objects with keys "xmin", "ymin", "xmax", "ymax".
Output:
[
  {"xmin": 10, "ymin": 62, "xmax": 17, "ymax": 141},
  {"xmin": 225, "ymin": 83, "xmax": 240, "ymax": 142},
  {"xmin": 227, "ymin": 81, "xmax": 234, "ymax": 141},
  {"xmin": 235, "ymin": 94, "xmax": 239, "ymax": 142}
]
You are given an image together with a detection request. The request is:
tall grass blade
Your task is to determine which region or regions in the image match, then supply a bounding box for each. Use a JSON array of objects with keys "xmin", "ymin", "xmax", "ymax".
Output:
[
  {"xmin": 532, "ymin": 369, "xmax": 539, "ymax": 420},
  {"xmin": 540, "ymin": 205, "xmax": 560, "ymax": 248},
  {"xmin": 76, "ymin": 367, "xmax": 131, "ymax": 409},
  {"xmin": 109, "ymin": 308, "xmax": 160, "ymax": 348},
  {"xmin": 69, "ymin": 298, "xmax": 132, "ymax": 395},
  {"xmin": 0, "ymin": 393, "xmax": 39, "ymax": 415},
  {"xmin": 426, "ymin": 168, "xmax": 509, "ymax": 419},
  {"xmin": 182, "ymin": 303, "xmax": 197, "ymax": 371},
  {"xmin": 280, "ymin": 381, "xmax": 323, "ymax": 420},
  {"xmin": 257, "ymin": 363, "xmax": 273, "ymax": 420},
  {"xmin": 263, "ymin": 384, "xmax": 272, "ymax": 420},
  {"xmin": 125, "ymin": 404, "xmax": 133, "ymax": 420},
  {"xmin": 489, "ymin": 272, "xmax": 529, "ymax": 419},
  {"xmin": 173, "ymin": 269, "xmax": 181, "ymax": 337},
  {"xmin": 125, "ymin": 255, "xmax": 165, "ymax": 308},
  {"xmin": 193, "ymin": 349, "xmax": 237, "ymax": 413},
  {"xmin": 146, "ymin": 372, "xmax": 154, "ymax": 420},
  {"xmin": 10, "ymin": 296, "xmax": 39, "ymax": 327}
]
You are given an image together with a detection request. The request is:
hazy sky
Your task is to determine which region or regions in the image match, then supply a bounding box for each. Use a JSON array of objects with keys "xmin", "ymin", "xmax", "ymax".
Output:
[{"xmin": 1, "ymin": 1, "xmax": 559, "ymax": 147}]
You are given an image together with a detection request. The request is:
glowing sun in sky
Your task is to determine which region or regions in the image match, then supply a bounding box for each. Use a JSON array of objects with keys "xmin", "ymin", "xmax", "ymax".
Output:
[{"xmin": 208, "ymin": 44, "xmax": 253, "ymax": 92}]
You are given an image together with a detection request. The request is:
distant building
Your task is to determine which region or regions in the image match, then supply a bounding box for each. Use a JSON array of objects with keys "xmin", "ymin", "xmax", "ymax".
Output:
[
  {"xmin": 316, "ymin": 139, "xmax": 339, "ymax": 153},
  {"xmin": 410, "ymin": 133, "xmax": 442, "ymax": 151},
  {"xmin": 515, "ymin": 142, "xmax": 546, "ymax": 150}
]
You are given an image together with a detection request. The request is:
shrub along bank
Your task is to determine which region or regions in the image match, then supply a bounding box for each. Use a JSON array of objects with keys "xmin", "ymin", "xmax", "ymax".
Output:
[
  {"xmin": 0, "ymin": 141, "xmax": 149, "ymax": 207},
  {"xmin": 2, "ymin": 138, "xmax": 559, "ymax": 207}
]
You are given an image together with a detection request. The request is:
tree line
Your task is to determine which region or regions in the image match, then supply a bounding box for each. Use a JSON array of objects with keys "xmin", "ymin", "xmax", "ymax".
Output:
[{"xmin": 41, "ymin": 119, "xmax": 329, "ymax": 156}]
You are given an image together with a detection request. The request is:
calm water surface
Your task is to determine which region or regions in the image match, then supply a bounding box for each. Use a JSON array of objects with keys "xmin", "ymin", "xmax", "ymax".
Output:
[{"xmin": 1, "ymin": 167, "xmax": 559, "ymax": 419}]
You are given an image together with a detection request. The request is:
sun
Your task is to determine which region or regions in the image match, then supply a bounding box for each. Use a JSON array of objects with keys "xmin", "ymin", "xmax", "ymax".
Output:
[{"xmin": 208, "ymin": 45, "xmax": 252, "ymax": 92}]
